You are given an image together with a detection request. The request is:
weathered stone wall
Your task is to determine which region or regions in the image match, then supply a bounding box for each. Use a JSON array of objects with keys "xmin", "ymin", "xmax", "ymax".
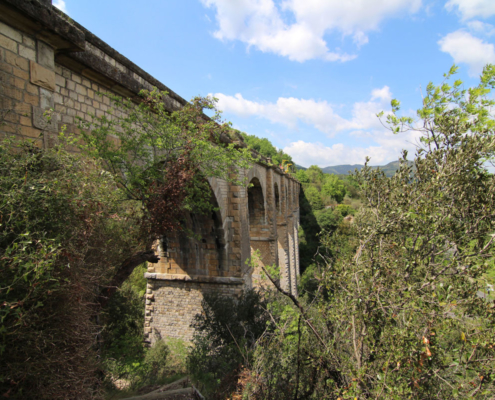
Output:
[
  {"xmin": 0, "ymin": 0, "xmax": 301, "ymax": 343},
  {"xmin": 146, "ymin": 279, "xmax": 244, "ymax": 341}
]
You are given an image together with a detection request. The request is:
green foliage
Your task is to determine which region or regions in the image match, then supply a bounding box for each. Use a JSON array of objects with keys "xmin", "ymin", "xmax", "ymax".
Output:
[
  {"xmin": 334, "ymin": 203, "xmax": 355, "ymax": 218},
  {"xmin": 303, "ymin": 185, "xmax": 324, "ymax": 211},
  {"xmin": 306, "ymin": 165, "xmax": 324, "ymax": 187},
  {"xmin": 241, "ymin": 132, "xmax": 293, "ymax": 167},
  {"xmin": 298, "ymin": 171, "xmax": 357, "ymax": 274},
  {"xmin": 298, "ymin": 263, "xmax": 320, "ymax": 297},
  {"xmin": 298, "ymin": 188, "xmax": 323, "ymax": 273},
  {"xmin": 0, "ymin": 138, "xmax": 139, "ymax": 399},
  {"xmin": 321, "ymin": 174, "xmax": 347, "ymax": 203},
  {"xmin": 315, "ymin": 207, "xmax": 339, "ymax": 232},
  {"xmin": 188, "ymin": 290, "xmax": 269, "ymax": 398},
  {"xmin": 248, "ymin": 66, "xmax": 495, "ymax": 399},
  {"xmin": 101, "ymin": 264, "xmax": 147, "ymax": 381},
  {"xmin": 295, "ymin": 169, "xmax": 309, "ymax": 183},
  {"xmin": 142, "ymin": 340, "xmax": 170, "ymax": 381},
  {"xmin": 162, "ymin": 337, "xmax": 189, "ymax": 376},
  {"xmin": 78, "ymin": 89, "xmax": 252, "ymax": 238}
]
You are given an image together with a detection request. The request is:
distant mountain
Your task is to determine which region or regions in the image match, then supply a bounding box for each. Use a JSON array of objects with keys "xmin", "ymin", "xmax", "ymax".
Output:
[
  {"xmin": 319, "ymin": 161, "xmax": 412, "ymax": 177},
  {"xmin": 321, "ymin": 164, "xmax": 367, "ymax": 175}
]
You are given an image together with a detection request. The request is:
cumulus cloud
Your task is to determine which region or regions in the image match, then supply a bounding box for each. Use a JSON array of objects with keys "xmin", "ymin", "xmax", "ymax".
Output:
[
  {"xmin": 438, "ymin": 30, "xmax": 495, "ymax": 77},
  {"xmin": 53, "ymin": 0, "xmax": 67, "ymax": 13},
  {"xmin": 283, "ymin": 129, "xmax": 421, "ymax": 167},
  {"xmin": 213, "ymin": 86, "xmax": 393, "ymax": 136},
  {"xmin": 213, "ymin": 87, "xmax": 423, "ymax": 167},
  {"xmin": 201, "ymin": 0, "xmax": 421, "ymax": 62},
  {"xmin": 445, "ymin": 0, "xmax": 495, "ymax": 21},
  {"xmin": 467, "ymin": 21, "xmax": 495, "ymax": 37}
]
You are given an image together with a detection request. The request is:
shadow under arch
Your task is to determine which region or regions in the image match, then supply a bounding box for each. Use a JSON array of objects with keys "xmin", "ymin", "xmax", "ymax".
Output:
[
  {"xmin": 274, "ymin": 182, "xmax": 280, "ymax": 215},
  {"xmin": 248, "ymin": 177, "xmax": 265, "ymax": 226},
  {"xmin": 155, "ymin": 180, "xmax": 228, "ymax": 277}
]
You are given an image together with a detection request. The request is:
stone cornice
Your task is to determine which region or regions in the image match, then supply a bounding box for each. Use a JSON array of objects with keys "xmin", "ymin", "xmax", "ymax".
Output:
[{"xmin": 144, "ymin": 273, "xmax": 245, "ymax": 285}]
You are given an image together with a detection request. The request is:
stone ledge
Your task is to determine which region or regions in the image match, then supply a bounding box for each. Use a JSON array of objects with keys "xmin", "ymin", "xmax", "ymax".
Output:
[
  {"xmin": 250, "ymin": 237, "xmax": 275, "ymax": 242},
  {"xmin": 0, "ymin": 0, "xmax": 85, "ymax": 51},
  {"xmin": 144, "ymin": 273, "xmax": 245, "ymax": 285}
]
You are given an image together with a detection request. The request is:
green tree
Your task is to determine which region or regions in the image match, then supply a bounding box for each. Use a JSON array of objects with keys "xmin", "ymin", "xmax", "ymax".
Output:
[
  {"xmin": 248, "ymin": 65, "xmax": 495, "ymax": 399},
  {"xmin": 296, "ymin": 169, "xmax": 309, "ymax": 183},
  {"xmin": 314, "ymin": 207, "xmax": 339, "ymax": 232},
  {"xmin": 306, "ymin": 165, "xmax": 324, "ymax": 186},
  {"xmin": 241, "ymin": 131, "xmax": 294, "ymax": 167},
  {"xmin": 0, "ymin": 139, "xmax": 139, "ymax": 399},
  {"xmin": 188, "ymin": 290, "xmax": 269, "ymax": 397},
  {"xmin": 321, "ymin": 174, "xmax": 347, "ymax": 203},
  {"xmin": 303, "ymin": 185, "xmax": 324, "ymax": 211}
]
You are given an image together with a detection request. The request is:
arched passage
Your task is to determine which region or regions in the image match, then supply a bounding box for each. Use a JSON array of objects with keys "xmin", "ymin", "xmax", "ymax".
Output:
[
  {"xmin": 248, "ymin": 176, "xmax": 276, "ymax": 289},
  {"xmin": 152, "ymin": 183, "xmax": 227, "ymax": 277},
  {"xmin": 248, "ymin": 177, "xmax": 265, "ymax": 226}
]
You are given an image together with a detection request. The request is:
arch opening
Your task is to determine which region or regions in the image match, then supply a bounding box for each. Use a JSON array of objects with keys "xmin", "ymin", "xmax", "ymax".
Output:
[
  {"xmin": 248, "ymin": 177, "xmax": 265, "ymax": 226},
  {"xmin": 155, "ymin": 182, "xmax": 227, "ymax": 276}
]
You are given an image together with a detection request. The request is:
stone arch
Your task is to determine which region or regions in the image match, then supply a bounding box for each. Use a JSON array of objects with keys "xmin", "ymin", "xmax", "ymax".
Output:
[
  {"xmin": 207, "ymin": 177, "xmax": 227, "ymax": 224},
  {"xmin": 154, "ymin": 181, "xmax": 228, "ymax": 276},
  {"xmin": 246, "ymin": 167, "xmax": 267, "ymax": 200},
  {"xmin": 248, "ymin": 177, "xmax": 265, "ymax": 226}
]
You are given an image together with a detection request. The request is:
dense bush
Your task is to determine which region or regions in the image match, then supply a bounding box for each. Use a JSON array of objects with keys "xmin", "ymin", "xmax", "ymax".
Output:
[
  {"xmin": 0, "ymin": 138, "xmax": 140, "ymax": 399},
  {"xmin": 100, "ymin": 264, "xmax": 147, "ymax": 385},
  {"xmin": 245, "ymin": 66, "xmax": 495, "ymax": 399},
  {"xmin": 188, "ymin": 289, "xmax": 269, "ymax": 398},
  {"xmin": 101, "ymin": 263, "xmax": 189, "ymax": 392}
]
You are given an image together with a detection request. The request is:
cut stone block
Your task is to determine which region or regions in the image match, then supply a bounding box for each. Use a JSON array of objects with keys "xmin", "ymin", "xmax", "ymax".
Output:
[{"xmin": 30, "ymin": 61, "xmax": 55, "ymax": 91}]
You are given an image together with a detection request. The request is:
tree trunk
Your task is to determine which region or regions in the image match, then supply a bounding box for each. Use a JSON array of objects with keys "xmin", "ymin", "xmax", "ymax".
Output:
[{"xmin": 98, "ymin": 250, "xmax": 159, "ymax": 308}]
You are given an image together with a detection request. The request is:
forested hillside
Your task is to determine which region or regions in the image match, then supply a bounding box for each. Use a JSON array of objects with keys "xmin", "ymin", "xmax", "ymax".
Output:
[{"xmin": 298, "ymin": 160, "xmax": 414, "ymax": 177}]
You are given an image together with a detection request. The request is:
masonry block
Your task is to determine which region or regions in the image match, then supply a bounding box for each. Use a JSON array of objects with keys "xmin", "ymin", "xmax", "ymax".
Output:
[
  {"xmin": 0, "ymin": 34, "xmax": 17, "ymax": 53},
  {"xmin": 19, "ymin": 45, "xmax": 35, "ymax": 61},
  {"xmin": 20, "ymin": 125, "xmax": 42, "ymax": 139},
  {"xmin": 33, "ymin": 106, "xmax": 58, "ymax": 131},
  {"xmin": 30, "ymin": 61, "xmax": 55, "ymax": 91},
  {"xmin": 0, "ymin": 22, "xmax": 22, "ymax": 43},
  {"xmin": 37, "ymin": 41, "xmax": 54, "ymax": 69},
  {"xmin": 22, "ymin": 36, "xmax": 35, "ymax": 49},
  {"xmin": 24, "ymin": 92, "xmax": 39, "ymax": 106},
  {"xmin": 5, "ymin": 51, "xmax": 28, "ymax": 70},
  {"xmin": 13, "ymin": 67, "xmax": 28, "ymax": 80}
]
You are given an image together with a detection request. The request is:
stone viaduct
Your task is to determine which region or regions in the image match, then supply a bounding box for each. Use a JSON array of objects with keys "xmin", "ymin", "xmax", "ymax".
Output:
[{"xmin": 0, "ymin": 0, "xmax": 300, "ymax": 342}]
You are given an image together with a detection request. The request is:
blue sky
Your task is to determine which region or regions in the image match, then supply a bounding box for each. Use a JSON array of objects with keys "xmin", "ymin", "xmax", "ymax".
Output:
[{"xmin": 54, "ymin": 0, "xmax": 495, "ymax": 168}]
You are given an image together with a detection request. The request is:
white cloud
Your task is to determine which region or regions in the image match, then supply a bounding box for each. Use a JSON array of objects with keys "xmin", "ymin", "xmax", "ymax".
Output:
[
  {"xmin": 201, "ymin": 0, "xmax": 421, "ymax": 62},
  {"xmin": 283, "ymin": 130, "xmax": 421, "ymax": 167},
  {"xmin": 213, "ymin": 86, "xmax": 393, "ymax": 136},
  {"xmin": 445, "ymin": 0, "xmax": 495, "ymax": 21},
  {"xmin": 53, "ymin": 0, "xmax": 67, "ymax": 13},
  {"xmin": 438, "ymin": 30, "xmax": 495, "ymax": 77},
  {"xmin": 213, "ymin": 87, "xmax": 424, "ymax": 167},
  {"xmin": 467, "ymin": 21, "xmax": 495, "ymax": 37}
]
